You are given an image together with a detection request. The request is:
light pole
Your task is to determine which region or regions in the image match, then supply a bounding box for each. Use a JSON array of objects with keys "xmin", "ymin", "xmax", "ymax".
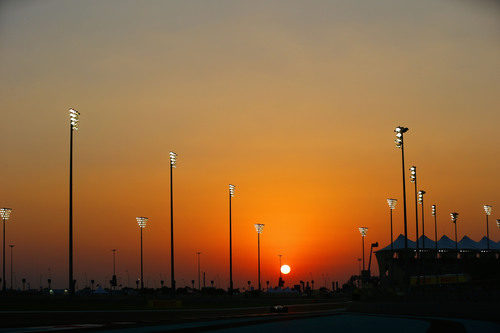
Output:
[
  {"xmin": 450, "ymin": 213, "xmax": 459, "ymax": 252},
  {"xmin": 169, "ymin": 151, "xmax": 177, "ymax": 296},
  {"xmin": 394, "ymin": 126, "xmax": 409, "ymax": 249},
  {"xmin": 0, "ymin": 208, "xmax": 13, "ymax": 292},
  {"xmin": 418, "ymin": 191, "xmax": 426, "ymax": 249},
  {"xmin": 111, "ymin": 249, "xmax": 117, "ymax": 289},
  {"xmin": 483, "ymin": 205, "xmax": 492, "ymax": 250},
  {"xmin": 431, "ymin": 205, "xmax": 438, "ymax": 252},
  {"xmin": 9, "ymin": 245, "xmax": 14, "ymax": 290},
  {"xmin": 409, "ymin": 166, "xmax": 419, "ymax": 254},
  {"xmin": 228, "ymin": 184, "xmax": 235, "ymax": 294},
  {"xmin": 254, "ymin": 224, "xmax": 265, "ymax": 291},
  {"xmin": 387, "ymin": 199, "xmax": 397, "ymax": 252},
  {"xmin": 69, "ymin": 108, "xmax": 79, "ymax": 295},
  {"xmin": 137, "ymin": 217, "xmax": 148, "ymax": 289},
  {"xmin": 358, "ymin": 227, "xmax": 368, "ymax": 271},
  {"xmin": 196, "ymin": 252, "xmax": 201, "ymax": 290}
]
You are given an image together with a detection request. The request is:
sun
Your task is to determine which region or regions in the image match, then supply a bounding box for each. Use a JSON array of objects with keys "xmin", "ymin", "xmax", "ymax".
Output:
[{"xmin": 280, "ymin": 265, "xmax": 291, "ymax": 275}]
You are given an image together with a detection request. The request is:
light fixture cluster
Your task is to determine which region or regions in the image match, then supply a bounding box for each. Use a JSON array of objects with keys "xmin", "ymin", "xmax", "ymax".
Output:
[
  {"xmin": 136, "ymin": 217, "xmax": 148, "ymax": 228},
  {"xmin": 450, "ymin": 212, "xmax": 459, "ymax": 223},
  {"xmin": 0, "ymin": 208, "xmax": 12, "ymax": 220},
  {"xmin": 254, "ymin": 223, "xmax": 265, "ymax": 234},
  {"xmin": 483, "ymin": 205, "xmax": 492, "ymax": 216},
  {"xmin": 418, "ymin": 190, "xmax": 425, "ymax": 204},
  {"xmin": 497, "ymin": 219, "xmax": 500, "ymax": 228},
  {"xmin": 387, "ymin": 198, "xmax": 397, "ymax": 210},
  {"xmin": 431, "ymin": 204, "xmax": 436, "ymax": 216},
  {"xmin": 229, "ymin": 184, "xmax": 235, "ymax": 197},
  {"xmin": 409, "ymin": 166, "xmax": 416, "ymax": 183},
  {"xmin": 359, "ymin": 227, "xmax": 368, "ymax": 237},
  {"xmin": 169, "ymin": 151, "xmax": 177, "ymax": 167},
  {"xmin": 69, "ymin": 108, "xmax": 80, "ymax": 131},
  {"xmin": 394, "ymin": 126, "xmax": 408, "ymax": 148}
]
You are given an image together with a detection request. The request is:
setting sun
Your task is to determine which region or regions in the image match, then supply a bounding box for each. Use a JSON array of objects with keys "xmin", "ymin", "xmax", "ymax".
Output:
[{"xmin": 281, "ymin": 265, "xmax": 291, "ymax": 275}]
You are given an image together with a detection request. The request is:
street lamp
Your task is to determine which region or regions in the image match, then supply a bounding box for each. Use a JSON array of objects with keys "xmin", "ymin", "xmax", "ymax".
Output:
[
  {"xmin": 228, "ymin": 184, "xmax": 235, "ymax": 294},
  {"xmin": 483, "ymin": 205, "xmax": 492, "ymax": 250},
  {"xmin": 0, "ymin": 208, "xmax": 13, "ymax": 292},
  {"xmin": 68, "ymin": 108, "xmax": 79, "ymax": 295},
  {"xmin": 450, "ymin": 213, "xmax": 459, "ymax": 252},
  {"xmin": 137, "ymin": 217, "xmax": 148, "ymax": 289},
  {"xmin": 431, "ymin": 205, "xmax": 438, "ymax": 252},
  {"xmin": 387, "ymin": 199, "xmax": 397, "ymax": 252},
  {"xmin": 254, "ymin": 223, "xmax": 265, "ymax": 291},
  {"xmin": 409, "ymin": 166, "xmax": 419, "ymax": 253},
  {"xmin": 394, "ymin": 126, "xmax": 409, "ymax": 249},
  {"xmin": 358, "ymin": 227, "xmax": 368, "ymax": 271},
  {"xmin": 9, "ymin": 245, "xmax": 14, "ymax": 290},
  {"xmin": 418, "ymin": 190, "xmax": 426, "ymax": 249},
  {"xmin": 169, "ymin": 151, "xmax": 177, "ymax": 295}
]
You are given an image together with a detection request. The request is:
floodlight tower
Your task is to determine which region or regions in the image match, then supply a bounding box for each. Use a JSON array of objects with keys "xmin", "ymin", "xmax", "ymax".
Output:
[
  {"xmin": 169, "ymin": 151, "xmax": 177, "ymax": 295},
  {"xmin": 387, "ymin": 199, "xmax": 397, "ymax": 252},
  {"xmin": 1, "ymin": 208, "xmax": 13, "ymax": 292},
  {"xmin": 483, "ymin": 205, "xmax": 492, "ymax": 250},
  {"xmin": 228, "ymin": 184, "xmax": 235, "ymax": 294},
  {"xmin": 450, "ymin": 213, "xmax": 459, "ymax": 252},
  {"xmin": 418, "ymin": 191, "xmax": 426, "ymax": 249},
  {"xmin": 409, "ymin": 166, "xmax": 419, "ymax": 253},
  {"xmin": 358, "ymin": 227, "xmax": 368, "ymax": 271},
  {"xmin": 394, "ymin": 126, "xmax": 409, "ymax": 249},
  {"xmin": 69, "ymin": 108, "xmax": 79, "ymax": 294},
  {"xmin": 254, "ymin": 224, "xmax": 265, "ymax": 291},
  {"xmin": 137, "ymin": 217, "xmax": 148, "ymax": 289},
  {"xmin": 431, "ymin": 205, "xmax": 438, "ymax": 251}
]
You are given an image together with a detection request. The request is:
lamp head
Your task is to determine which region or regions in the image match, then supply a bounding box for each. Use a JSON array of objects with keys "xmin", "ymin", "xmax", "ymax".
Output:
[
  {"xmin": 254, "ymin": 223, "xmax": 265, "ymax": 234},
  {"xmin": 483, "ymin": 205, "xmax": 492, "ymax": 216},
  {"xmin": 136, "ymin": 217, "xmax": 148, "ymax": 228},
  {"xmin": 431, "ymin": 204, "xmax": 436, "ymax": 216},
  {"xmin": 418, "ymin": 190, "xmax": 425, "ymax": 204},
  {"xmin": 450, "ymin": 212, "xmax": 458, "ymax": 223},
  {"xmin": 0, "ymin": 208, "xmax": 12, "ymax": 220},
  {"xmin": 229, "ymin": 184, "xmax": 235, "ymax": 197},
  {"xmin": 69, "ymin": 108, "xmax": 80, "ymax": 131},
  {"xmin": 394, "ymin": 126, "xmax": 408, "ymax": 148},
  {"xmin": 387, "ymin": 198, "xmax": 397, "ymax": 210},
  {"xmin": 497, "ymin": 219, "xmax": 500, "ymax": 228},
  {"xmin": 169, "ymin": 151, "xmax": 177, "ymax": 167},
  {"xmin": 409, "ymin": 166, "xmax": 416, "ymax": 182},
  {"xmin": 358, "ymin": 227, "xmax": 368, "ymax": 237}
]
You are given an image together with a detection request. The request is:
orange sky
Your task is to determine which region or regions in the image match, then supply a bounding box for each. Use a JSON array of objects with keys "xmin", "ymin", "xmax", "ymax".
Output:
[{"xmin": 0, "ymin": 0, "xmax": 499, "ymax": 289}]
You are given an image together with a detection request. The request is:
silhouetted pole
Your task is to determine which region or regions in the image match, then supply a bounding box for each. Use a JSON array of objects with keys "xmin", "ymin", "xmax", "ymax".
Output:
[
  {"xmin": 418, "ymin": 191, "xmax": 426, "ymax": 249},
  {"xmin": 432, "ymin": 205, "xmax": 438, "ymax": 252},
  {"xmin": 169, "ymin": 152, "xmax": 177, "ymax": 296},
  {"xmin": 1, "ymin": 208, "xmax": 13, "ymax": 292},
  {"xmin": 229, "ymin": 184, "xmax": 235, "ymax": 294},
  {"xmin": 69, "ymin": 108, "xmax": 79, "ymax": 295},
  {"xmin": 254, "ymin": 224, "xmax": 265, "ymax": 291},
  {"xmin": 484, "ymin": 205, "xmax": 492, "ymax": 250},
  {"xmin": 358, "ymin": 227, "xmax": 368, "ymax": 271},
  {"xmin": 451, "ymin": 213, "xmax": 459, "ymax": 252},
  {"xmin": 9, "ymin": 245, "xmax": 14, "ymax": 290},
  {"xmin": 137, "ymin": 217, "xmax": 148, "ymax": 290},
  {"xmin": 387, "ymin": 199, "xmax": 397, "ymax": 253},
  {"xmin": 197, "ymin": 252, "xmax": 201, "ymax": 290},
  {"xmin": 395, "ymin": 126, "xmax": 409, "ymax": 249},
  {"xmin": 410, "ymin": 166, "xmax": 419, "ymax": 254},
  {"xmin": 278, "ymin": 254, "xmax": 282, "ymax": 279}
]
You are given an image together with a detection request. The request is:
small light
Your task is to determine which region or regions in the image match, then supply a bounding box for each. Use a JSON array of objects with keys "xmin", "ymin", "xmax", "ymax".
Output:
[
  {"xmin": 431, "ymin": 204, "xmax": 436, "ymax": 216},
  {"xmin": 69, "ymin": 108, "xmax": 80, "ymax": 131},
  {"xmin": 254, "ymin": 223, "xmax": 265, "ymax": 234},
  {"xmin": 387, "ymin": 198, "xmax": 397, "ymax": 210},
  {"xmin": 169, "ymin": 151, "xmax": 177, "ymax": 167},
  {"xmin": 483, "ymin": 205, "xmax": 492, "ymax": 216},
  {"xmin": 0, "ymin": 208, "xmax": 12, "ymax": 220},
  {"xmin": 410, "ymin": 166, "xmax": 416, "ymax": 182},
  {"xmin": 450, "ymin": 212, "xmax": 458, "ymax": 223},
  {"xmin": 359, "ymin": 227, "xmax": 368, "ymax": 237},
  {"xmin": 229, "ymin": 184, "xmax": 235, "ymax": 197},
  {"xmin": 136, "ymin": 217, "xmax": 149, "ymax": 228}
]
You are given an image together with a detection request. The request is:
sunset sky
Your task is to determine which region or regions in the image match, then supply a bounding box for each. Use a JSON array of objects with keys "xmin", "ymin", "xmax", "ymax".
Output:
[{"xmin": 0, "ymin": 0, "xmax": 499, "ymax": 289}]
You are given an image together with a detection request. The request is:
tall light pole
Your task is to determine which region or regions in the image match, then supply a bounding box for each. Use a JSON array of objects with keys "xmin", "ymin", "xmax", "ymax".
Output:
[
  {"xmin": 409, "ymin": 166, "xmax": 419, "ymax": 253},
  {"xmin": 196, "ymin": 252, "xmax": 201, "ymax": 290},
  {"xmin": 358, "ymin": 227, "xmax": 368, "ymax": 271},
  {"xmin": 228, "ymin": 184, "xmax": 235, "ymax": 294},
  {"xmin": 395, "ymin": 126, "xmax": 409, "ymax": 249},
  {"xmin": 1, "ymin": 208, "xmax": 13, "ymax": 292},
  {"xmin": 111, "ymin": 249, "xmax": 117, "ymax": 289},
  {"xmin": 137, "ymin": 217, "xmax": 148, "ymax": 289},
  {"xmin": 169, "ymin": 151, "xmax": 177, "ymax": 296},
  {"xmin": 9, "ymin": 245, "xmax": 14, "ymax": 290},
  {"xmin": 254, "ymin": 224, "xmax": 265, "ymax": 291},
  {"xmin": 69, "ymin": 108, "xmax": 79, "ymax": 295},
  {"xmin": 431, "ymin": 205, "xmax": 438, "ymax": 252},
  {"xmin": 483, "ymin": 205, "xmax": 492, "ymax": 250},
  {"xmin": 387, "ymin": 199, "xmax": 397, "ymax": 252},
  {"xmin": 418, "ymin": 191, "xmax": 426, "ymax": 249},
  {"xmin": 450, "ymin": 213, "xmax": 459, "ymax": 252}
]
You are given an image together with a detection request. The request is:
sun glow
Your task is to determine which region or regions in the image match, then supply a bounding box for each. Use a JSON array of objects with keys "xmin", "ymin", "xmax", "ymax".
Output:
[{"xmin": 280, "ymin": 265, "xmax": 291, "ymax": 275}]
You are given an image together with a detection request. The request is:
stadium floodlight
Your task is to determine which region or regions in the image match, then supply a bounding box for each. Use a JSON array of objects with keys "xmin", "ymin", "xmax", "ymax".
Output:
[
  {"xmin": 254, "ymin": 224, "xmax": 265, "ymax": 291},
  {"xmin": 497, "ymin": 219, "xmax": 500, "ymax": 228},
  {"xmin": 483, "ymin": 205, "xmax": 492, "ymax": 250},
  {"xmin": 69, "ymin": 108, "xmax": 80, "ymax": 131},
  {"xmin": 394, "ymin": 126, "xmax": 409, "ymax": 249},
  {"xmin": 358, "ymin": 227, "xmax": 368, "ymax": 271},
  {"xmin": 450, "ymin": 212, "xmax": 459, "ymax": 251},
  {"xmin": 68, "ymin": 108, "xmax": 80, "ymax": 295},
  {"xmin": 409, "ymin": 166, "xmax": 416, "ymax": 183},
  {"xmin": 228, "ymin": 184, "xmax": 236, "ymax": 294},
  {"xmin": 418, "ymin": 190, "xmax": 425, "ymax": 204},
  {"xmin": 431, "ymin": 205, "xmax": 438, "ymax": 251},
  {"xmin": 387, "ymin": 199, "xmax": 397, "ymax": 252},
  {"xmin": 169, "ymin": 151, "xmax": 177, "ymax": 295},
  {"xmin": 169, "ymin": 151, "xmax": 177, "ymax": 167},
  {"xmin": 136, "ymin": 217, "xmax": 148, "ymax": 289},
  {"xmin": 1, "ymin": 208, "xmax": 12, "ymax": 292},
  {"xmin": 418, "ymin": 191, "xmax": 426, "ymax": 249}
]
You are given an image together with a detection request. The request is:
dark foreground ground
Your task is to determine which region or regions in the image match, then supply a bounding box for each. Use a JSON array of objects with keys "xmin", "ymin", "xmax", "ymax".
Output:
[{"xmin": 0, "ymin": 296, "xmax": 498, "ymax": 332}]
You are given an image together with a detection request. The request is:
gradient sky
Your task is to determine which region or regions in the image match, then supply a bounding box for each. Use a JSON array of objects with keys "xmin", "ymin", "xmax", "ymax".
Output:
[{"xmin": 0, "ymin": 0, "xmax": 499, "ymax": 289}]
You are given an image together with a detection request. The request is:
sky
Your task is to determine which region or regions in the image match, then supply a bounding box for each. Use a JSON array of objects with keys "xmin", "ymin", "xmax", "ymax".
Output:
[{"xmin": 0, "ymin": 0, "xmax": 499, "ymax": 290}]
